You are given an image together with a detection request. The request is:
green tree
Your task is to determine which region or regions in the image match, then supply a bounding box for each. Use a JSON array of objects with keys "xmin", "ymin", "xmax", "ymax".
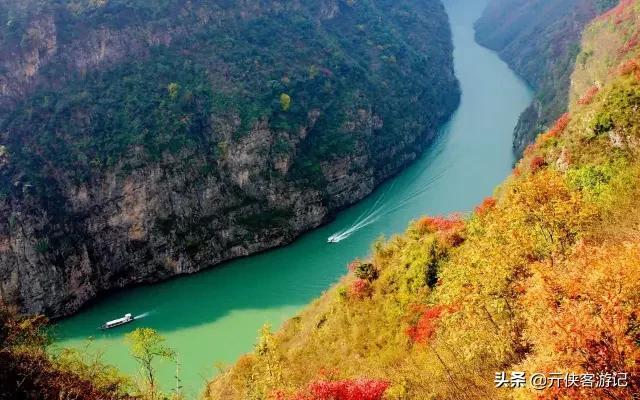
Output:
[
  {"xmin": 167, "ymin": 82, "xmax": 180, "ymax": 100},
  {"xmin": 125, "ymin": 328, "xmax": 175, "ymax": 399},
  {"xmin": 279, "ymin": 93, "xmax": 291, "ymax": 111}
]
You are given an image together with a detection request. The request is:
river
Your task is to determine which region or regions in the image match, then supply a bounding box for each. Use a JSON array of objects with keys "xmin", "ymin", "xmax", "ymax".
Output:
[{"xmin": 54, "ymin": 0, "xmax": 533, "ymax": 397}]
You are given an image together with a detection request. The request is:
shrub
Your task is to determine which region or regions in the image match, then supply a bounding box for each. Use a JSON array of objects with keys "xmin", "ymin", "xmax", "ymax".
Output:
[
  {"xmin": 405, "ymin": 304, "xmax": 446, "ymax": 345},
  {"xmin": 349, "ymin": 279, "xmax": 372, "ymax": 300},
  {"xmin": 475, "ymin": 197, "xmax": 497, "ymax": 217},
  {"xmin": 353, "ymin": 263, "xmax": 378, "ymax": 282},
  {"xmin": 417, "ymin": 216, "xmax": 463, "ymax": 233},
  {"xmin": 577, "ymin": 86, "xmax": 599, "ymax": 105},
  {"xmin": 274, "ymin": 378, "xmax": 389, "ymax": 400},
  {"xmin": 308, "ymin": 378, "xmax": 389, "ymax": 400},
  {"xmin": 591, "ymin": 111, "xmax": 615, "ymax": 134},
  {"xmin": 34, "ymin": 239, "xmax": 50, "ymax": 255},
  {"xmin": 618, "ymin": 59, "xmax": 639, "ymax": 76},
  {"xmin": 530, "ymin": 156, "xmax": 547, "ymax": 173},
  {"xmin": 540, "ymin": 113, "xmax": 571, "ymax": 142}
]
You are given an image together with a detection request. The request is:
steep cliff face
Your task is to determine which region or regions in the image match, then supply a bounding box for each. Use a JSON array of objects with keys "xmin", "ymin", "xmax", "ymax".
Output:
[
  {"xmin": 0, "ymin": 0, "xmax": 459, "ymax": 317},
  {"xmin": 475, "ymin": 0, "xmax": 618, "ymax": 156}
]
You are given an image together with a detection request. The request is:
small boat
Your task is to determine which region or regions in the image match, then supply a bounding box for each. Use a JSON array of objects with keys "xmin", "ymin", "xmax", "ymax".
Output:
[
  {"xmin": 100, "ymin": 313, "xmax": 134, "ymax": 330},
  {"xmin": 327, "ymin": 235, "xmax": 340, "ymax": 243}
]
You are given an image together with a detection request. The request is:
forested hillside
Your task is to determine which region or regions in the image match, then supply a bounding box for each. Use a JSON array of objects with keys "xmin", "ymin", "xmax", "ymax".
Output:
[
  {"xmin": 0, "ymin": 0, "xmax": 459, "ymax": 317},
  {"xmin": 205, "ymin": 1, "xmax": 640, "ymax": 398},
  {"xmin": 475, "ymin": 0, "xmax": 618, "ymax": 156}
]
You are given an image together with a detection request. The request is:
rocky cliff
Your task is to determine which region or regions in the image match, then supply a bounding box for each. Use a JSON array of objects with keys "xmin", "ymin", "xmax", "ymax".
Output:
[
  {"xmin": 0, "ymin": 0, "xmax": 459, "ymax": 317},
  {"xmin": 475, "ymin": 0, "xmax": 618, "ymax": 156}
]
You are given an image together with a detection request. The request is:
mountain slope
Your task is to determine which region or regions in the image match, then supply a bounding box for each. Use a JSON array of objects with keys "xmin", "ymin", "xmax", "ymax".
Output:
[
  {"xmin": 475, "ymin": 0, "xmax": 618, "ymax": 156},
  {"xmin": 0, "ymin": 0, "xmax": 459, "ymax": 317},
  {"xmin": 205, "ymin": 2, "xmax": 640, "ymax": 399}
]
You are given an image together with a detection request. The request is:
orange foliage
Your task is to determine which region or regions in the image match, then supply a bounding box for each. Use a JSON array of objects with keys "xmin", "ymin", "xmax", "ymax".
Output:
[
  {"xmin": 405, "ymin": 304, "xmax": 446, "ymax": 345},
  {"xmin": 577, "ymin": 86, "xmax": 600, "ymax": 105},
  {"xmin": 618, "ymin": 59, "xmax": 640, "ymax": 80},
  {"xmin": 417, "ymin": 215, "xmax": 465, "ymax": 247},
  {"xmin": 552, "ymin": 113, "xmax": 570, "ymax": 133},
  {"xmin": 530, "ymin": 156, "xmax": 547, "ymax": 173},
  {"xmin": 417, "ymin": 215, "xmax": 464, "ymax": 233},
  {"xmin": 475, "ymin": 197, "xmax": 497, "ymax": 217},
  {"xmin": 349, "ymin": 279, "xmax": 371, "ymax": 299},
  {"xmin": 541, "ymin": 113, "xmax": 571, "ymax": 142},
  {"xmin": 619, "ymin": 33, "xmax": 639, "ymax": 56},
  {"xmin": 519, "ymin": 242, "xmax": 640, "ymax": 398}
]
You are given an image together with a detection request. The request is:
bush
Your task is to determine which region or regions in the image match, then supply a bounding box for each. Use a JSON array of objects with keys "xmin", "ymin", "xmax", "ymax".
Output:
[
  {"xmin": 349, "ymin": 279, "xmax": 372, "ymax": 300},
  {"xmin": 591, "ymin": 111, "xmax": 615, "ymax": 134},
  {"xmin": 34, "ymin": 239, "xmax": 50, "ymax": 254},
  {"xmin": 353, "ymin": 263, "xmax": 378, "ymax": 281}
]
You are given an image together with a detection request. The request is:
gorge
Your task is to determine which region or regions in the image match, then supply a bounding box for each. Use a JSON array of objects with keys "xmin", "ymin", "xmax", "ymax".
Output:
[
  {"xmin": 4, "ymin": 0, "xmax": 637, "ymax": 399},
  {"xmin": 54, "ymin": 0, "xmax": 532, "ymax": 396}
]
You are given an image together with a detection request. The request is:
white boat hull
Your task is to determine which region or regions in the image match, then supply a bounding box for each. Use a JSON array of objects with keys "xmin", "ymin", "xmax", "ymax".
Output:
[{"xmin": 100, "ymin": 314, "xmax": 134, "ymax": 330}]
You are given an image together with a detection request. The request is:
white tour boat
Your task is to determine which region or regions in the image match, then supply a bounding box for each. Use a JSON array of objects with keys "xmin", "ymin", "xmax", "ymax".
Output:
[{"xmin": 100, "ymin": 313, "xmax": 134, "ymax": 330}]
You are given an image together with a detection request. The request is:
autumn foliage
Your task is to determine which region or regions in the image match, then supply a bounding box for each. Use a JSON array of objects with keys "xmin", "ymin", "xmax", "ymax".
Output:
[
  {"xmin": 417, "ymin": 215, "xmax": 463, "ymax": 233},
  {"xmin": 474, "ymin": 196, "xmax": 497, "ymax": 217},
  {"xmin": 405, "ymin": 304, "xmax": 446, "ymax": 345},
  {"xmin": 309, "ymin": 378, "xmax": 389, "ymax": 400},
  {"xmin": 347, "ymin": 259, "xmax": 361, "ymax": 272},
  {"xmin": 274, "ymin": 378, "xmax": 389, "ymax": 400},
  {"xmin": 577, "ymin": 86, "xmax": 599, "ymax": 105},
  {"xmin": 349, "ymin": 279, "xmax": 372, "ymax": 299},
  {"xmin": 540, "ymin": 113, "xmax": 571, "ymax": 141},
  {"xmin": 416, "ymin": 215, "xmax": 465, "ymax": 246},
  {"xmin": 529, "ymin": 155, "xmax": 546, "ymax": 172},
  {"xmin": 618, "ymin": 58, "xmax": 640, "ymax": 80},
  {"xmin": 0, "ymin": 307, "xmax": 131, "ymax": 400},
  {"xmin": 518, "ymin": 242, "xmax": 640, "ymax": 398}
]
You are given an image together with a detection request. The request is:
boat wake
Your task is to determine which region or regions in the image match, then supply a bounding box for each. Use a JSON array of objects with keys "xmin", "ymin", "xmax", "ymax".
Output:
[
  {"xmin": 327, "ymin": 167, "xmax": 449, "ymax": 244},
  {"xmin": 134, "ymin": 311, "xmax": 153, "ymax": 320}
]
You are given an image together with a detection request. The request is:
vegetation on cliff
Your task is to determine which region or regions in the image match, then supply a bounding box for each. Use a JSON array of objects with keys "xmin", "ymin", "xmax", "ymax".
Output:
[
  {"xmin": 0, "ymin": 0, "xmax": 459, "ymax": 317},
  {"xmin": 205, "ymin": 2, "xmax": 640, "ymax": 398},
  {"xmin": 0, "ymin": 0, "xmax": 457, "ymax": 186},
  {"xmin": 475, "ymin": 0, "xmax": 619, "ymax": 156}
]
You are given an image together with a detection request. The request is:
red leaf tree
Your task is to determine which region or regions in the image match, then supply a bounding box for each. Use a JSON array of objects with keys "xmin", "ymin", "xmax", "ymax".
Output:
[
  {"xmin": 405, "ymin": 304, "xmax": 446, "ymax": 345},
  {"xmin": 274, "ymin": 378, "xmax": 389, "ymax": 400}
]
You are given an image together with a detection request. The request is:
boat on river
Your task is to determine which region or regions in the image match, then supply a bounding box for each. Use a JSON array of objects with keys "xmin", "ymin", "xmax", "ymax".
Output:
[
  {"xmin": 100, "ymin": 313, "xmax": 134, "ymax": 330},
  {"xmin": 327, "ymin": 235, "xmax": 340, "ymax": 243}
]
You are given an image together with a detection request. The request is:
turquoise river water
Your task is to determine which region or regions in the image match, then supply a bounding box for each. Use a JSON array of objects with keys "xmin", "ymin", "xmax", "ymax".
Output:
[{"xmin": 55, "ymin": 0, "xmax": 533, "ymax": 397}]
